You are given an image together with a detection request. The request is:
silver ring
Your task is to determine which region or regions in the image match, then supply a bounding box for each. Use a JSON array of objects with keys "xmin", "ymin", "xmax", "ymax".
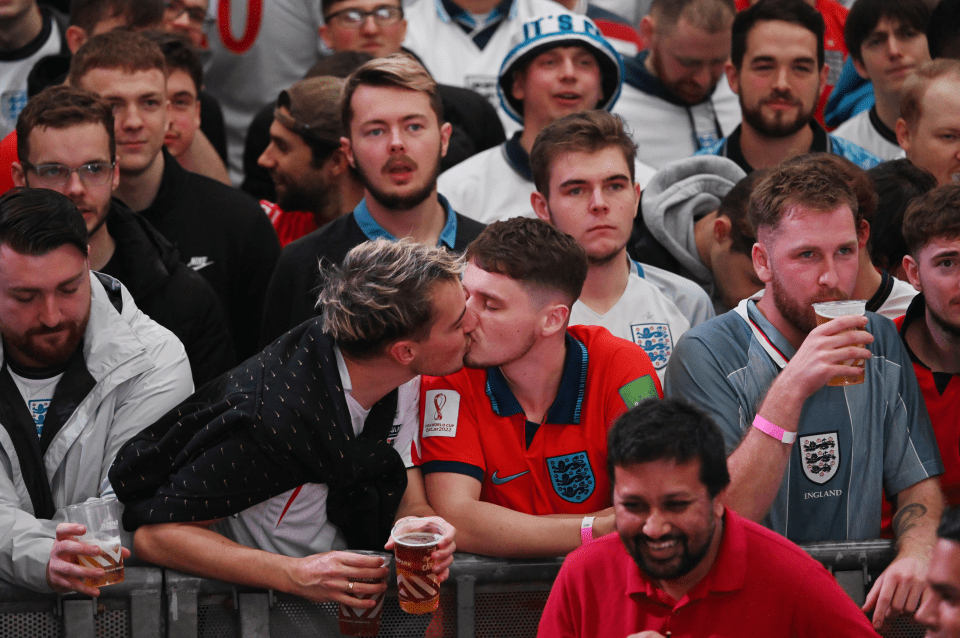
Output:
[{"xmin": 348, "ymin": 582, "xmax": 354, "ymax": 590}]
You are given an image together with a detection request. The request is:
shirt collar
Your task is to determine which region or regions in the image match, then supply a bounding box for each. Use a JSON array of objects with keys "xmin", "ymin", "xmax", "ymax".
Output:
[
  {"xmin": 436, "ymin": 0, "xmax": 516, "ymax": 27},
  {"xmin": 333, "ymin": 343, "xmax": 353, "ymax": 395},
  {"xmin": 503, "ymin": 132, "xmax": 532, "ymax": 181},
  {"xmin": 724, "ymin": 121, "xmax": 829, "ymax": 174},
  {"xmin": 484, "ymin": 332, "xmax": 588, "ymax": 423},
  {"xmin": 353, "ymin": 193, "xmax": 459, "ymax": 249}
]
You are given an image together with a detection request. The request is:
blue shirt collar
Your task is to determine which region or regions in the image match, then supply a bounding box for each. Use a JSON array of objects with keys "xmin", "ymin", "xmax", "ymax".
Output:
[
  {"xmin": 353, "ymin": 193, "xmax": 458, "ymax": 249},
  {"xmin": 436, "ymin": 0, "xmax": 517, "ymax": 27},
  {"xmin": 484, "ymin": 332, "xmax": 588, "ymax": 424}
]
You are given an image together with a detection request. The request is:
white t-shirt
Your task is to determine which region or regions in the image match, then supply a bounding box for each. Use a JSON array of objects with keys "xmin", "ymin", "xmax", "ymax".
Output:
[
  {"xmin": 0, "ymin": 18, "xmax": 61, "ymax": 137},
  {"xmin": 8, "ymin": 369, "xmax": 63, "ymax": 439},
  {"xmin": 570, "ymin": 265, "xmax": 690, "ymax": 381},
  {"xmin": 439, "ymin": 140, "xmax": 657, "ymax": 225},
  {"xmin": 215, "ymin": 347, "xmax": 419, "ymax": 557},
  {"xmin": 832, "ymin": 109, "xmax": 902, "ymax": 162}
]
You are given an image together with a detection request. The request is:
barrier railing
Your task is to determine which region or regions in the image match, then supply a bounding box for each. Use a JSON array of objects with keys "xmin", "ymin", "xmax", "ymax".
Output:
[{"xmin": 0, "ymin": 541, "xmax": 930, "ymax": 637}]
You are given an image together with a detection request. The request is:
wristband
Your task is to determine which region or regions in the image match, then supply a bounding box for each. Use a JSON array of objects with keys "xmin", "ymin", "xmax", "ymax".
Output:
[
  {"xmin": 580, "ymin": 516, "xmax": 595, "ymax": 545},
  {"xmin": 753, "ymin": 414, "xmax": 796, "ymax": 444}
]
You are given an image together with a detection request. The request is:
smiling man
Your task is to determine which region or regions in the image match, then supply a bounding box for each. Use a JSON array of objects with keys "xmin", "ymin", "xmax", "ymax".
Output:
[
  {"xmin": 418, "ymin": 217, "xmax": 663, "ymax": 558},
  {"xmin": 259, "ymin": 55, "xmax": 486, "ymax": 346},
  {"xmin": 697, "ymin": 0, "xmax": 879, "ymax": 172},
  {"xmin": 665, "ymin": 158, "xmax": 945, "ymax": 630},
  {"xmin": 538, "ymin": 398, "xmax": 878, "ymax": 637},
  {"xmin": 438, "ymin": 14, "xmax": 655, "ymax": 226}
]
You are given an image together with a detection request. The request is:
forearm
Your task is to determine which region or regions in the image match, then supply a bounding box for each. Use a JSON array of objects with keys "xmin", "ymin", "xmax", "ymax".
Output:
[
  {"xmin": 725, "ymin": 377, "xmax": 807, "ymax": 521},
  {"xmin": 435, "ymin": 499, "xmax": 585, "ymax": 557},
  {"xmin": 134, "ymin": 522, "xmax": 298, "ymax": 593},
  {"xmin": 893, "ymin": 478, "xmax": 945, "ymax": 560}
]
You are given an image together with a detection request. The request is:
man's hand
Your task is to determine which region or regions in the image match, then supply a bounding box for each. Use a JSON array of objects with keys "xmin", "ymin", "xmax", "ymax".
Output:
[
  {"xmin": 777, "ymin": 314, "xmax": 872, "ymax": 401},
  {"xmin": 286, "ymin": 550, "xmax": 389, "ymax": 605},
  {"xmin": 386, "ymin": 516, "xmax": 456, "ymax": 583},
  {"xmin": 626, "ymin": 632, "xmax": 667, "ymax": 638},
  {"xmin": 46, "ymin": 523, "xmax": 131, "ymax": 597},
  {"xmin": 863, "ymin": 553, "xmax": 930, "ymax": 630}
]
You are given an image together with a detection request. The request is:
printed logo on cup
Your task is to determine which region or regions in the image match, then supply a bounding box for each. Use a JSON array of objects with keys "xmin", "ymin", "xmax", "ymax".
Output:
[{"xmin": 423, "ymin": 390, "xmax": 459, "ymax": 438}]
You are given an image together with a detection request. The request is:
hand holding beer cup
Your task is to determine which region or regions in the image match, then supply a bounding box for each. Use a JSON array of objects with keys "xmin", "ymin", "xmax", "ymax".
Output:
[
  {"xmin": 385, "ymin": 515, "xmax": 456, "ymax": 584},
  {"xmin": 49, "ymin": 497, "xmax": 130, "ymax": 596},
  {"xmin": 783, "ymin": 303, "xmax": 873, "ymax": 398},
  {"xmin": 810, "ymin": 301, "xmax": 873, "ymax": 387},
  {"xmin": 388, "ymin": 517, "xmax": 455, "ymax": 614}
]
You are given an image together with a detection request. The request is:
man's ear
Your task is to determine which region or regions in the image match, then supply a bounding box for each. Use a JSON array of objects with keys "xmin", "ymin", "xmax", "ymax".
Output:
[
  {"xmin": 902, "ymin": 254, "xmax": 922, "ymax": 291},
  {"xmin": 858, "ymin": 219, "xmax": 870, "ymax": 248},
  {"xmin": 387, "ymin": 339, "xmax": 417, "ymax": 366},
  {"xmin": 540, "ymin": 302, "xmax": 570, "ymax": 338},
  {"xmin": 851, "ymin": 56, "xmax": 870, "ymax": 81},
  {"xmin": 752, "ymin": 241, "xmax": 772, "ymax": 283},
  {"xmin": 340, "ymin": 136, "xmax": 356, "ymax": 168},
  {"xmin": 65, "ymin": 25, "xmax": 88, "ymax": 54},
  {"xmin": 896, "ymin": 118, "xmax": 911, "ymax": 152},
  {"xmin": 725, "ymin": 61, "xmax": 740, "ymax": 96},
  {"xmin": 712, "ymin": 215, "xmax": 732, "ymax": 244},
  {"xmin": 439, "ymin": 121, "xmax": 452, "ymax": 158},
  {"xmin": 531, "ymin": 191, "xmax": 551, "ymax": 222},
  {"xmin": 11, "ymin": 162, "xmax": 26, "ymax": 187},
  {"xmin": 319, "ymin": 24, "xmax": 332, "ymax": 49},
  {"xmin": 327, "ymin": 149, "xmax": 350, "ymax": 177},
  {"xmin": 639, "ymin": 15, "xmax": 656, "ymax": 45}
]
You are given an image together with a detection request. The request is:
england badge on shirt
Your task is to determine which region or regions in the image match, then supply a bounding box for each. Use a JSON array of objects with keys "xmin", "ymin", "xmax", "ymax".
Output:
[
  {"xmin": 630, "ymin": 323, "xmax": 673, "ymax": 370},
  {"xmin": 800, "ymin": 432, "xmax": 839, "ymax": 484}
]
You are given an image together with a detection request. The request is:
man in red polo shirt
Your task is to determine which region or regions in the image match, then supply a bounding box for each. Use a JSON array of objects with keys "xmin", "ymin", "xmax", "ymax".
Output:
[
  {"xmin": 418, "ymin": 217, "xmax": 662, "ymax": 557},
  {"xmin": 538, "ymin": 398, "xmax": 878, "ymax": 637}
]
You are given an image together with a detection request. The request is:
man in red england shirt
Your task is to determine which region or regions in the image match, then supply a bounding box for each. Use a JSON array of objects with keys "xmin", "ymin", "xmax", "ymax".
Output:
[{"xmin": 419, "ymin": 217, "xmax": 663, "ymax": 557}]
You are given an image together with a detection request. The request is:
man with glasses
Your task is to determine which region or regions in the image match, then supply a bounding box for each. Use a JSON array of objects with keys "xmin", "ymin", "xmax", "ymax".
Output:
[
  {"xmin": 13, "ymin": 85, "xmax": 235, "ymax": 387},
  {"xmin": 161, "ymin": 0, "xmax": 211, "ymax": 49},
  {"xmin": 0, "ymin": 185, "xmax": 192, "ymax": 596}
]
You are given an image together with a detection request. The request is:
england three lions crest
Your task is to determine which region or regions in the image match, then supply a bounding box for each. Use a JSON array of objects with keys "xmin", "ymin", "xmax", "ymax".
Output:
[
  {"xmin": 630, "ymin": 323, "xmax": 673, "ymax": 370},
  {"xmin": 800, "ymin": 432, "xmax": 839, "ymax": 485},
  {"xmin": 546, "ymin": 452, "xmax": 595, "ymax": 503}
]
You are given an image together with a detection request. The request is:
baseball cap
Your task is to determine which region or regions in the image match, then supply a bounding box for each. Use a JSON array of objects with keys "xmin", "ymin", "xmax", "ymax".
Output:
[
  {"xmin": 497, "ymin": 14, "xmax": 623, "ymax": 125},
  {"xmin": 275, "ymin": 76, "xmax": 345, "ymax": 146}
]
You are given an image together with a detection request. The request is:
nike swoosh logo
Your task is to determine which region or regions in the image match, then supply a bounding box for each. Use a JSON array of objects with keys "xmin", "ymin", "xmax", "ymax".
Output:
[{"xmin": 491, "ymin": 470, "xmax": 529, "ymax": 485}]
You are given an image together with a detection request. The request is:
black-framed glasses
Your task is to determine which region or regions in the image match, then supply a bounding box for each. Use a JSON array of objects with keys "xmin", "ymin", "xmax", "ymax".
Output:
[
  {"xmin": 164, "ymin": 0, "xmax": 215, "ymax": 33},
  {"xmin": 324, "ymin": 5, "xmax": 403, "ymax": 28},
  {"xmin": 22, "ymin": 161, "xmax": 115, "ymax": 188}
]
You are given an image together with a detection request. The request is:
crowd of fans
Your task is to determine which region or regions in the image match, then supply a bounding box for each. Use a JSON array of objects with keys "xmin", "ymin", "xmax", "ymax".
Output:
[{"xmin": 1, "ymin": 0, "xmax": 960, "ymax": 635}]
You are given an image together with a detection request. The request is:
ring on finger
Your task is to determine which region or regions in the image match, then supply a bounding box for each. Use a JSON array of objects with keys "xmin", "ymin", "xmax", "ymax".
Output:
[{"xmin": 348, "ymin": 582, "xmax": 354, "ymax": 590}]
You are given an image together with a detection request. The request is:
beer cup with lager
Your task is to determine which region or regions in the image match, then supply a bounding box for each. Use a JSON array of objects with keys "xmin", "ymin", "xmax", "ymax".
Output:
[
  {"xmin": 64, "ymin": 497, "xmax": 125, "ymax": 588},
  {"xmin": 391, "ymin": 518, "xmax": 444, "ymax": 614},
  {"xmin": 812, "ymin": 300, "xmax": 868, "ymax": 387},
  {"xmin": 338, "ymin": 550, "xmax": 392, "ymax": 636}
]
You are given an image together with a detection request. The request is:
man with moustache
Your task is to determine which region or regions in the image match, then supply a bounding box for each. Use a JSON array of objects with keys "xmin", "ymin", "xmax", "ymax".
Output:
[
  {"xmin": 697, "ymin": 0, "xmax": 879, "ymax": 173},
  {"xmin": 256, "ymin": 76, "xmax": 364, "ymax": 248},
  {"xmin": 665, "ymin": 158, "xmax": 945, "ymax": 629},
  {"xmin": 260, "ymin": 55, "xmax": 486, "ymax": 347},
  {"xmin": 612, "ymin": 0, "xmax": 743, "ymax": 170},
  {"xmin": 0, "ymin": 187, "xmax": 192, "ymax": 595},
  {"xmin": 418, "ymin": 218, "xmax": 663, "ymax": 558},
  {"xmin": 538, "ymin": 398, "xmax": 878, "ymax": 637}
]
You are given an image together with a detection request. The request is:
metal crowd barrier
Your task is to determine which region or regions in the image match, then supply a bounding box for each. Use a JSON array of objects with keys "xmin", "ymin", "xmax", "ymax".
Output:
[{"xmin": 0, "ymin": 541, "xmax": 931, "ymax": 637}]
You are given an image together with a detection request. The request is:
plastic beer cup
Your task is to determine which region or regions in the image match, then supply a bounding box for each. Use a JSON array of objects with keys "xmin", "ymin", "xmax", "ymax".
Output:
[
  {"xmin": 812, "ymin": 300, "xmax": 867, "ymax": 387},
  {"xmin": 391, "ymin": 518, "xmax": 444, "ymax": 614},
  {"xmin": 64, "ymin": 497, "xmax": 125, "ymax": 588},
  {"xmin": 338, "ymin": 551, "xmax": 392, "ymax": 636}
]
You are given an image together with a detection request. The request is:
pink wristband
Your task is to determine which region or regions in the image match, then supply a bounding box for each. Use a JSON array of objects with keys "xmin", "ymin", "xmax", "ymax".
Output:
[
  {"xmin": 753, "ymin": 414, "xmax": 797, "ymax": 444},
  {"xmin": 580, "ymin": 517, "xmax": 595, "ymax": 545}
]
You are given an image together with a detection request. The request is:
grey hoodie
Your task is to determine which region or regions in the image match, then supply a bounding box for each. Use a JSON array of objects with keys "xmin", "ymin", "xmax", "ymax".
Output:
[{"xmin": 640, "ymin": 156, "xmax": 746, "ymax": 309}]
